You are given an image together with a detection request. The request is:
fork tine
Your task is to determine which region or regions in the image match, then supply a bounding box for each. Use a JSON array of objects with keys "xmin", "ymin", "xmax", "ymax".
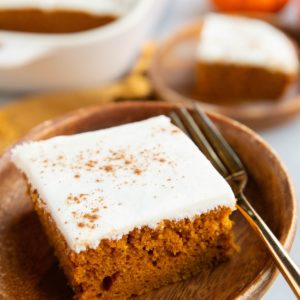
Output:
[
  {"xmin": 170, "ymin": 112, "xmax": 188, "ymax": 135},
  {"xmin": 172, "ymin": 108, "xmax": 229, "ymax": 177},
  {"xmin": 193, "ymin": 103, "xmax": 244, "ymax": 174}
]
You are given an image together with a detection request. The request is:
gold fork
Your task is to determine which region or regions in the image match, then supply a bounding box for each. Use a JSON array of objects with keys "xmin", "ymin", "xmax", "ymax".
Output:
[{"xmin": 170, "ymin": 104, "xmax": 300, "ymax": 298}]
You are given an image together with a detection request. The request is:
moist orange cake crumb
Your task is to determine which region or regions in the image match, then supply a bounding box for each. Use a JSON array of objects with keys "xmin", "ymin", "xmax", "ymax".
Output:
[{"xmin": 32, "ymin": 188, "xmax": 234, "ymax": 299}]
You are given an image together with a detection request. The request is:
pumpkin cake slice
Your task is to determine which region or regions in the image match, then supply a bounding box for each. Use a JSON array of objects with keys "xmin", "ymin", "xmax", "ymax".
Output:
[
  {"xmin": 196, "ymin": 14, "xmax": 299, "ymax": 102},
  {"xmin": 11, "ymin": 116, "xmax": 236, "ymax": 299}
]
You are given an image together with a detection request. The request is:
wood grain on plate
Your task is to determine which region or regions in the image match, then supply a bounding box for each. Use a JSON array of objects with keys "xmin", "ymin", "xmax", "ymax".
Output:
[
  {"xmin": 149, "ymin": 15, "xmax": 300, "ymax": 130},
  {"xmin": 0, "ymin": 102, "xmax": 297, "ymax": 299}
]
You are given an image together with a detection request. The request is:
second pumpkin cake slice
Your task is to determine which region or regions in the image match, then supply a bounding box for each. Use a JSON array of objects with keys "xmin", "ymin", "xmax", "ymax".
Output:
[{"xmin": 196, "ymin": 14, "xmax": 299, "ymax": 102}]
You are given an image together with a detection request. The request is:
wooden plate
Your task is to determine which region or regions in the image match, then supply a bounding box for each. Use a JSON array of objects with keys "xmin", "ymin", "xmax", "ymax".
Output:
[
  {"xmin": 0, "ymin": 102, "xmax": 297, "ymax": 299},
  {"xmin": 150, "ymin": 16, "xmax": 300, "ymax": 130}
]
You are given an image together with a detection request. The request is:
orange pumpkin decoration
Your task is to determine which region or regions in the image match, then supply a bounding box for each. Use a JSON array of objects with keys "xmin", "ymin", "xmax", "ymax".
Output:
[{"xmin": 212, "ymin": 0, "xmax": 289, "ymax": 12}]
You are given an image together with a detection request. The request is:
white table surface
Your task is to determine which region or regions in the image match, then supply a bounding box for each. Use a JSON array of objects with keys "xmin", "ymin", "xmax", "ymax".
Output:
[{"xmin": 0, "ymin": 0, "xmax": 299, "ymax": 299}]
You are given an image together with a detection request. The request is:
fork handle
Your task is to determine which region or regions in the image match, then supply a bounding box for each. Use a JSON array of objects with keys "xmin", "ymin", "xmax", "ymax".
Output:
[{"xmin": 237, "ymin": 193, "xmax": 300, "ymax": 298}]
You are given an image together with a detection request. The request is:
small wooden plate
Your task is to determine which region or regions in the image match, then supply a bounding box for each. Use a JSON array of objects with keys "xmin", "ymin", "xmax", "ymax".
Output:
[
  {"xmin": 150, "ymin": 16, "xmax": 300, "ymax": 130},
  {"xmin": 0, "ymin": 102, "xmax": 297, "ymax": 299}
]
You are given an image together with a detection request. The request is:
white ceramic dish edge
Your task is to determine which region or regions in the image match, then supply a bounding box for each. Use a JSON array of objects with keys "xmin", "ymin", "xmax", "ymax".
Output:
[{"xmin": 0, "ymin": 0, "xmax": 169, "ymax": 92}]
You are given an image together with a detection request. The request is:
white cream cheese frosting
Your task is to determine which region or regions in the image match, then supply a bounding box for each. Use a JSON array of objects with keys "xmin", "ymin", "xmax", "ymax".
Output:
[
  {"xmin": 11, "ymin": 116, "xmax": 235, "ymax": 253},
  {"xmin": 0, "ymin": 0, "xmax": 136, "ymax": 16},
  {"xmin": 197, "ymin": 13, "xmax": 299, "ymax": 74}
]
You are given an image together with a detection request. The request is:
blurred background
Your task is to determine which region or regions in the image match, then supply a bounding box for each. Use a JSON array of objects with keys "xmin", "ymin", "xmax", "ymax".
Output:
[{"xmin": 0, "ymin": 0, "xmax": 299, "ymax": 299}]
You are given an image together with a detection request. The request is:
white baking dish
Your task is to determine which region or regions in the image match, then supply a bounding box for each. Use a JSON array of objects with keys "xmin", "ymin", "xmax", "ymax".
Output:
[{"xmin": 0, "ymin": 0, "xmax": 168, "ymax": 92}]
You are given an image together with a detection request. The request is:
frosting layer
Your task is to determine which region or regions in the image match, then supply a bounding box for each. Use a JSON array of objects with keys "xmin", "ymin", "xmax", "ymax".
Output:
[
  {"xmin": 197, "ymin": 14, "xmax": 299, "ymax": 74},
  {"xmin": 11, "ymin": 116, "xmax": 235, "ymax": 253}
]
